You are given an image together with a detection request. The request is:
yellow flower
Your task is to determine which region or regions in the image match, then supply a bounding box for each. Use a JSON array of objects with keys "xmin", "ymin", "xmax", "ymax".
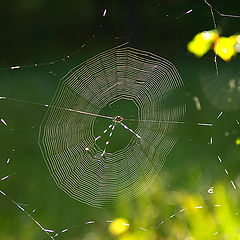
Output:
[
  {"xmin": 109, "ymin": 218, "xmax": 129, "ymax": 236},
  {"xmin": 235, "ymin": 137, "xmax": 240, "ymax": 146},
  {"xmin": 187, "ymin": 29, "xmax": 219, "ymax": 57},
  {"xmin": 214, "ymin": 35, "xmax": 237, "ymax": 61}
]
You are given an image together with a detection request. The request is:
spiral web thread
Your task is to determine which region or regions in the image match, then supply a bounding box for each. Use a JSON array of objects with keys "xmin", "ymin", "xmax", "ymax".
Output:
[{"xmin": 38, "ymin": 45, "xmax": 186, "ymax": 208}]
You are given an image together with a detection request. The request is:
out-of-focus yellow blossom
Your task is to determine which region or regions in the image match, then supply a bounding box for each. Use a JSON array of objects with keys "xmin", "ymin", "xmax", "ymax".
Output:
[
  {"xmin": 188, "ymin": 29, "xmax": 240, "ymax": 61},
  {"xmin": 214, "ymin": 35, "xmax": 237, "ymax": 61},
  {"xmin": 187, "ymin": 29, "xmax": 219, "ymax": 57},
  {"xmin": 109, "ymin": 218, "xmax": 129, "ymax": 236},
  {"xmin": 235, "ymin": 137, "xmax": 240, "ymax": 146}
]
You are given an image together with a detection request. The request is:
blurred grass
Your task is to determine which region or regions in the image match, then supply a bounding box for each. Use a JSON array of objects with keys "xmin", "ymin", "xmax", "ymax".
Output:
[{"xmin": 0, "ymin": 150, "xmax": 239, "ymax": 240}]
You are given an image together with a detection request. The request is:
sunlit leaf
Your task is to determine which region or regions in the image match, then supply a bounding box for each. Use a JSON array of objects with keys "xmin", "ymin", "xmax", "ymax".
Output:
[
  {"xmin": 235, "ymin": 137, "xmax": 240, "ymax": 146},
  {"xmin": 187, "ymin": 29, "xmax": 219, "ymax": 57},
  {"xmin": 214, "ymin": 35, "xmax": 237, "ymax": 61},
  {"xmin": 109, "ymin": 218, "xmax": 129, "ymax": 236}
]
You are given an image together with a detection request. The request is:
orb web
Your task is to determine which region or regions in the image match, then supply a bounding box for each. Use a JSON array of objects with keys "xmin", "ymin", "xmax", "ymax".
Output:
[{"xmin": 38, "ymin": 46, "xmax": 186, "ymax": 208}]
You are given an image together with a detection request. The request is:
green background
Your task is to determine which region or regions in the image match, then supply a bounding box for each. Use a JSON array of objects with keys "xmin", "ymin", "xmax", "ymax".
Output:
[{"xmin": 0, "ymin": 0, "xmax": 239, "ymax": 239}]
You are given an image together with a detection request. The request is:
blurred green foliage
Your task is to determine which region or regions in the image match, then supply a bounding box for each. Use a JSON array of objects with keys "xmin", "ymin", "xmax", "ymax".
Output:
[
  {"xmin": 89, "ymin": 178, "xmax": 240, "ymax": 240},
  {"xmin": 0, "ymin": 0, "xmax": 239, "ymax": 239}
]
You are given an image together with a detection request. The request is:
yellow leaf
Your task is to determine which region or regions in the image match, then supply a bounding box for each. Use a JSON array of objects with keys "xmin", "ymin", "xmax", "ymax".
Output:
[
  {"xmin": 109, "ymin": 218, "xmax": 129, "ymax": 236},
  {"xmin": 187, "ymin": 30, "xmax": 219, "ymax": 57},
  {"xmin": 214, "ymin": 36, "xmax": 237, "ymax": 61},
  {"xmin": 235, "ymin": 137, "xmax": 240, "ymax": 146}
]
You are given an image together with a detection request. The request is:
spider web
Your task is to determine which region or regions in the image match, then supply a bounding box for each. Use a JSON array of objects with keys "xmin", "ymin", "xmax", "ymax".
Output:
[
  {"xmin": 0, "ymin": 0, "xmax": 239, "ymax": 239},
  {"xmin": 38, "ymin": 45, "xmax": 186, "ymax": 208}
]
